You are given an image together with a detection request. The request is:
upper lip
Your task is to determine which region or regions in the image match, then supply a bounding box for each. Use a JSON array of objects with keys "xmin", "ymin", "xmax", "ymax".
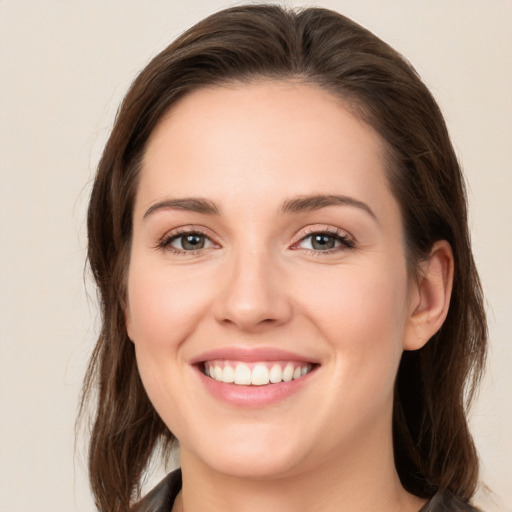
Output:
[{"xmin": 190, "ymin": 346, "xmax": 320, "ymax": 365}]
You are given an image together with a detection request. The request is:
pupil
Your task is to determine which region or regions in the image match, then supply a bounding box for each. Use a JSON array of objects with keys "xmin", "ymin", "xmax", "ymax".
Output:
[
  {"xmin": 312, "ymin": 234, "xmax": 335, "ymax": 250},
  {"xmin": 182, "ymin": 234, "xmax": 204, "ymax": 250}
]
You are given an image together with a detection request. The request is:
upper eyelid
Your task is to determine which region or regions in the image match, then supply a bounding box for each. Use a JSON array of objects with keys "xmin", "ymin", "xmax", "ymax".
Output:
[{"xmin": 161, "ymin": 225, "xmax": 217, "ymax": 240}]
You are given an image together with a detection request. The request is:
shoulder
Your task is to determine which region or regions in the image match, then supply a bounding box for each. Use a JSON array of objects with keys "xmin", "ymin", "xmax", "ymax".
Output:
[
  {"xmin": 420, "ymin": 490, "xmax": 482, "ymax": 512},
  {"xmin": 131, "ymin": 469, "xmax": 182, "ymax": 512}
]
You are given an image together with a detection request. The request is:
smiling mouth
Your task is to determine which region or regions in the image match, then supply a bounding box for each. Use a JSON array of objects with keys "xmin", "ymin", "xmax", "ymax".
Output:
[{"xmin": 202, "ymin": 360, "xmax": 315, "ymax": 386}]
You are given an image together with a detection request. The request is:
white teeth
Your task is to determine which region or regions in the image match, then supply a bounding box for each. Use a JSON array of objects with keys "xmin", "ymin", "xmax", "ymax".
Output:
[
  {"xmin": 204, "ymin": 361, "xmax": 314, "ymax": 386},
  {"xmin": 283, "ymin": 364, "xmax": 294, "ymax": 382},
  {"xmin": 222, "ymin": 365, "xmax": 235, "ymax": 383},
  {"xmin": 234, "ymin": 363, "xmax": 252, "ymax": 385},
  {"xmin": 269, "ymin": 364, "xmax": 283, "ymax": 383},
  {"xmin": 251, "ymin": 364, "xmax": 270, "ymax": 386}
]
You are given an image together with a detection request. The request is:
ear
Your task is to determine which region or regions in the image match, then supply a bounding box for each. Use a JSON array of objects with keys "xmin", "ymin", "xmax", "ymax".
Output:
[{"xmin": 403, "ymin": 240, "xmax": 454, "ymax": 351}]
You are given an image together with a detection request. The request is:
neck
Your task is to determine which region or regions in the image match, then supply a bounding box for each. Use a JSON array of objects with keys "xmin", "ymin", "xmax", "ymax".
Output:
[{"xmin": 177, "ymin": 425, "xmax": 425, "ymax": 512}]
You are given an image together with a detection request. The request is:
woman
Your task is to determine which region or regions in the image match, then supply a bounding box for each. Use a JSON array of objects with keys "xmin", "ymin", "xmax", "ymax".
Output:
[{"xmin": 82, "ymin": 4, "xmax": 487, "ymax": 512}]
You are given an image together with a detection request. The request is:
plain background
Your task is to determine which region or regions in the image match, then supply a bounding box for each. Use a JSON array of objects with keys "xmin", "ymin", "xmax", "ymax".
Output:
[{"xmin": 0, "ymin": 1, "xmax": 510, "ymax": 510}]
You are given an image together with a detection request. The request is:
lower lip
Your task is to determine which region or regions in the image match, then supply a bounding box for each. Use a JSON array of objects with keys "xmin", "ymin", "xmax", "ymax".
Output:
[{"xmin": 194, "ymin": 365, "xmax": 317, "ymax": 408}]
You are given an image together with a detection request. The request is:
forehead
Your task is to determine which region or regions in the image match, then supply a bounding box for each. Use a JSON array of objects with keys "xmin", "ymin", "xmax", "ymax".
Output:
[{"xmin": 137, "ymin": 80, "xmax": 396, "ymax": 221}]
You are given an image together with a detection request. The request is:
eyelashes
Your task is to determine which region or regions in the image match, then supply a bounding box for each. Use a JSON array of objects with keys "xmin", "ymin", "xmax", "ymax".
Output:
[
  {"xmin": 156, "ymin": 227, "xmax": 217, "ymax": 255},
  {"xmin": 156, "ymin": 226, "xmax": 355, "ymax": 256},
  {"xmin": 291, "ymin": 228, "xmax": 355, "ymax": 254}
]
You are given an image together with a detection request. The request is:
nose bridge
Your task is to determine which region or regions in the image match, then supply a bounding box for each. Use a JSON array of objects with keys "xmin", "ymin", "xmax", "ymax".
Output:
[{"xmin": 214, "ymin": 242, "xmax": 291, "ymax": 331}]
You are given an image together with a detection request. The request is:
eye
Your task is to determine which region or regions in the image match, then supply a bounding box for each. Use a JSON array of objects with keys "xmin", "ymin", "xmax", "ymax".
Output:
[
  {"xmin": 158, "ymin": 229, "xmax": 216, "ymax": 254},
  {"xmin": 293, "ymin": 229, "xmax": 355, "ymax": 253}
]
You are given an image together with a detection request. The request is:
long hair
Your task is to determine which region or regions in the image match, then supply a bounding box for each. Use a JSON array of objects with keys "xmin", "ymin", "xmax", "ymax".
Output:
[{"xmin": 81, "ymin": 5, "xmax": 487, "ymax": 511}]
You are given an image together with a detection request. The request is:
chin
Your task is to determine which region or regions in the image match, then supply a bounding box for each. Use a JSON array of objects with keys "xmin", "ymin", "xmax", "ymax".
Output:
[
  {"xmin": 184, "ymin": 422, "xmax": 312, "ymax": 480},
  {"xmin": 206, "ymin": 449, "xmax": 306, "ymax": 481}
]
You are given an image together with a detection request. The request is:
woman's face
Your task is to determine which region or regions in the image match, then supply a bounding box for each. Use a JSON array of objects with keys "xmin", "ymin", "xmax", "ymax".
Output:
[{"xmin": 126, "ymin": 81, "xmax": 419, "ymax": 479}]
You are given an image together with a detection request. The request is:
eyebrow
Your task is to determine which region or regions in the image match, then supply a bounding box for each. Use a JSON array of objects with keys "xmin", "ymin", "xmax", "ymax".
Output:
[
  {"xmin": 143, "ymin": 197, "xmax": 220, "ymax": 219},
  {"xmin": 280, "ymin": 194, "xmax": 377, "ymax": 221},
  {"xmin": 143, "ymin": 194, "xmax": 376, "ymax": 221}
]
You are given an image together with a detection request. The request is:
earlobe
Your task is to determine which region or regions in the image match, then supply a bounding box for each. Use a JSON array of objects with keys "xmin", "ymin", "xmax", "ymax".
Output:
[{"xmin": 403, "ymin": 240, "xmax": 454, "ymax": 351}]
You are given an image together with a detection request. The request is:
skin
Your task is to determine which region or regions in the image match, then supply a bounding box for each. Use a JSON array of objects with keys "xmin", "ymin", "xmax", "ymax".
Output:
[{"xmin": 125, "ymin": 81, "xmax": 453, "ymax": 512}]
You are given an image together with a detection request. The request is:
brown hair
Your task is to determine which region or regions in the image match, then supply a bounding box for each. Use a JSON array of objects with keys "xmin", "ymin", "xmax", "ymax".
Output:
[{"xmin": 81, "ymin": 4, "xmax": 487, "ymax": 511}]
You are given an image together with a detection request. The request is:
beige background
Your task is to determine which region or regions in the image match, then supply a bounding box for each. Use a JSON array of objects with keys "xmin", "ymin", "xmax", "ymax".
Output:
[{"xmin": 0, "ymin": 1, "xmax": 510, "ymax": 510}]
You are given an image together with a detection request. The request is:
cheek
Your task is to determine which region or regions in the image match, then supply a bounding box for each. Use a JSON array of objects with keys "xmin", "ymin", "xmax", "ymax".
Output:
[
  {"xmin": 126, "ymin": 260, "xmax": 212, "ymax": 350},
  {"xmin": 306, "ymin": 268, "xmax": 408, "ymax": 440},
  {"xmin": 297, "ymin": 261, "xmax": 408, "ymax": 340},
  {"xmin": 295, "ymin": 261, "xmax": 408, "ymax": 389},
  {"xmin": 126, "ymin": 260, "xmax": 208, "ymax": 433}
]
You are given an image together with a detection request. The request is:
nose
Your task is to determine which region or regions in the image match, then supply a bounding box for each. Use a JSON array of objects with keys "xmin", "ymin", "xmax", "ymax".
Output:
[{"xmin": 213, "ymin": 248, "xmax": 293, "ymax": 332}]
